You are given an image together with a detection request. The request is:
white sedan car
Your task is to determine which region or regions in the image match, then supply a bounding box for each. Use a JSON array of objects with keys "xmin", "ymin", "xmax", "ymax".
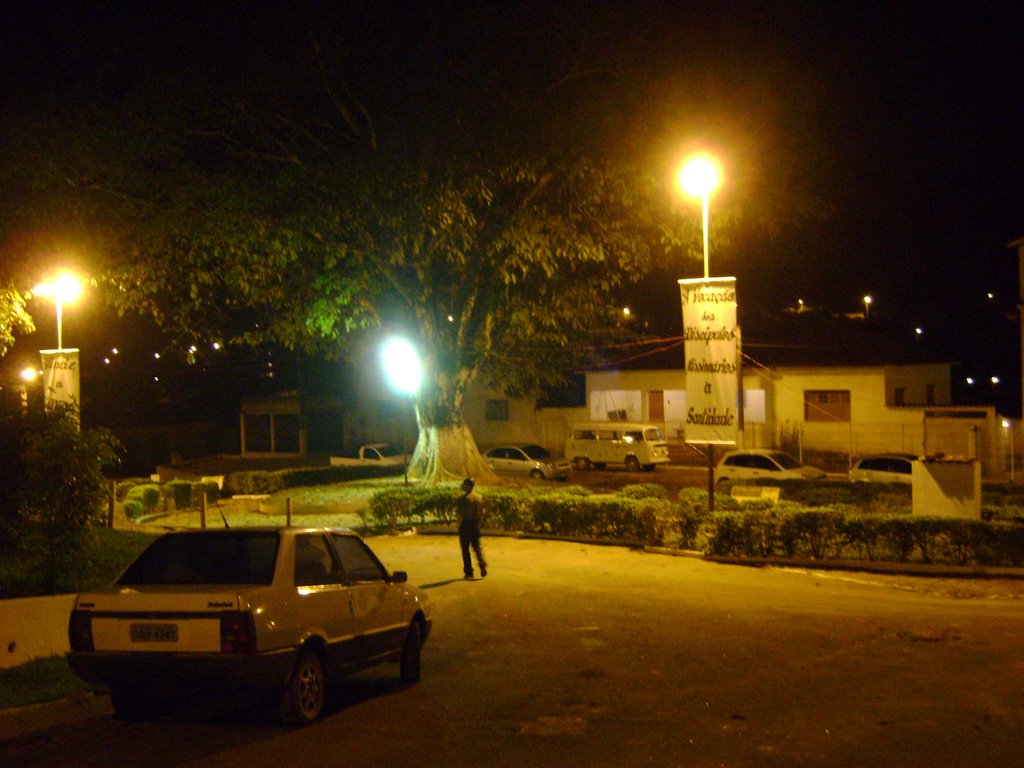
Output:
[
  {"xmin": 714, "ymin": 449, "xmax": 827, "ymax": 484},
  {"xmin": 849, "ymin": 453, "xmax": 917, "ymax": 483},
  {"xmin": 68, "ymin": 528, "xmax": 431, "ymax": 724}
]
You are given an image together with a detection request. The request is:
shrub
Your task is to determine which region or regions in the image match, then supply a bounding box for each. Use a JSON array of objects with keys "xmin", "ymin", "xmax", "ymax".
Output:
[
  {"xmin": 841, "ymin": 514, "xmax": 888, "ymax": 560},
  {"xmin": 365, "ymin": 487, "xmax": 461, "ymax": 531},
  {"xmin": 17, "ymin": 402, "xmax": 123, "ymax": 592},
  {"xmin": 124, "ymin": 485, "xmax": 161, "ymax": 520},
  {"xmin": 482, "ymin": 489, "xmax": 533, "ymax": 531},
  {"xmin": 160, "ymin": 480, "xmax": 220, "ymax": 511},
  {"xmin": 778, "ymin": 508, "xmax": 845, "ymax": 559},
  {"xmin": 620, "ymin": 483, "xmax": 669, "ymax": 500},
  {"xmin": 676, "ymin": 488, "xmax": 712, "ymax": 549}
]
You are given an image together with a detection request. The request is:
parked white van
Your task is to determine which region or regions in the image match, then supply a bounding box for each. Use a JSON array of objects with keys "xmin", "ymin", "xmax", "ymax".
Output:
[{"xmin": 565, "ymin": 422, "xmax": 670, "ymax": 472}]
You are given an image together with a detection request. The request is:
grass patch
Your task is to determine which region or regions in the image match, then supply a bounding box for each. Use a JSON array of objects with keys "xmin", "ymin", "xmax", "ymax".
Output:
[{"xmin": 0, "ymin": 656, "xmax": 93, "ymax": 709}]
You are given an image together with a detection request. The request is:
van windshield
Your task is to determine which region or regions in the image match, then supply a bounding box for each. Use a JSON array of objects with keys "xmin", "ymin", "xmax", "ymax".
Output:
[{"xmin": 644, "ymin": 428, "xmax": 665, "ymax": 442}]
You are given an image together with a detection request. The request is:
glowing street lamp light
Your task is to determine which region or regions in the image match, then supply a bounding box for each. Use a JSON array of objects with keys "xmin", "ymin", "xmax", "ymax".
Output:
[
  {"xmin": 32, "ymin": 272, "xmax": 83, "ymax": 351},
  {"xmin": 381, "ymin": 336, "xmax": 423, "ymax": 396},
  {"xmin": 863, "ymin": 295, "xmax": 873, "ymax": 319},
  {"xmin": 677, "ymin": 153, "xmax": 722, "ymax": 279}
]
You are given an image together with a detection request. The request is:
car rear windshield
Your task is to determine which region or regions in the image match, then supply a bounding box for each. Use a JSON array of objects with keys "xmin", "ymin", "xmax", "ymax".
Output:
[{"xmin": 117, "ymin": 531, "xmax": 280, "ymax": 586}]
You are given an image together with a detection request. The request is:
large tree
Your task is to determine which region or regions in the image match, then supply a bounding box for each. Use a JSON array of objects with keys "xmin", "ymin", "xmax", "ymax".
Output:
[{"xmin": 1, "ymin": 3, "xmax": 818, "ymax": 480}]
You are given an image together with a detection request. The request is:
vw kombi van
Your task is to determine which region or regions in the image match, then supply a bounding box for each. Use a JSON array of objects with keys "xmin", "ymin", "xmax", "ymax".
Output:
[{"xmin": 564, "ymin": 422, "xmax": 670, "ymax": 472}]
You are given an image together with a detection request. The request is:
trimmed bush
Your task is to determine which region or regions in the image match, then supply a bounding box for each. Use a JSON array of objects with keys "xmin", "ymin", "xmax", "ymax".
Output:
[
  {"xmin": 620, "ymin": 483, "xmax": 669, "ymax": 500},
  {"xmin": 223, "ymin": 464, "xmax": 404, "ymax": 496},
  {"xmin": 123, "ymin": 484, "xmax": 161, "ymax": 520},
  {"xmin": 482, "ymin": 489, "xmax": 534, "ymax": 531},
  {"xmin": 365, "ymin": 487, "xmax": 460, "ymax": 530}
]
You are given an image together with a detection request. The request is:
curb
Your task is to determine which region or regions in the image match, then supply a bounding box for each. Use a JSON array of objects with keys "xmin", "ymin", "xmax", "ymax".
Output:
[
  {"xmin": 0, "ymin": 691, "xmax": 111, "ymax": 742},
  {"xmin": 702, "ymin": 555, "xmax": 1024, "ymax": 580},
  {"xmin": 409, "ymin": 528, "xmax": 1024, "ymax": 579}
]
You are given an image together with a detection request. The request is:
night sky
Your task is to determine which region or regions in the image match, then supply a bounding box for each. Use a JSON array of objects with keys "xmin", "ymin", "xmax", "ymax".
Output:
[{"xmin": 2, "ymin": 1, "xmax": 1023, "ymax": 414}]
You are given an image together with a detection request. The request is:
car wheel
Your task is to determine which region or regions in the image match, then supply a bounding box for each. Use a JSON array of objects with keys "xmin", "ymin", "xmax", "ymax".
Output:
[
  {"xmin": 400, "ymin": 620, "xmax": 422, "ymax": 684},
  {"xmin": 529, "ymin": 469, "xmax": 545, "ymax": 479},
  {"xmin": 572, "ymin": 457, "xmax": 590, "ymax": 471},
  {"xmin": 279, "ymin": 648, "xmax": 325, "ymax": 725},
  {"xmin": 110, "ymin": 685, "xmax": 157, "ymax": 721},
  {"xmin": 625, "ymin": 456, "xmax": 641, "ymax": 472}
]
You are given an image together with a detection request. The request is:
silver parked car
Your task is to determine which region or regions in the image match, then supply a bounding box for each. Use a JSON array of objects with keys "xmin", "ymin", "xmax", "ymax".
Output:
[
  {"xmin": 849, "ymin": 453, "xmax": 917, "ymax": 483},
  {"xmin": 485, "ymin": 444, "xmax": 570, "ymax": 480},
  {"xmin": 714, "ymin": 449, "xmax": 827, "ymax": 484}
]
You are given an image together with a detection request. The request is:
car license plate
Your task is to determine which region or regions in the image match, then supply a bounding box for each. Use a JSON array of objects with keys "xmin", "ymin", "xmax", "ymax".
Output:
[{"xmin": 130, "ymin": 622, "xmax": 178, "ymax": 643}]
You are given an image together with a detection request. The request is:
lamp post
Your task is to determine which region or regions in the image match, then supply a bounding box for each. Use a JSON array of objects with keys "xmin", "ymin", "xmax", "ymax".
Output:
[
  {"xmin": 1003, "ymin": 419, "xmax": 1015, "ymax": 482},
  {"xmin": 863, "ymin": 294, "xmax": 873, "ymax": 319},
  {"xmin": 33, "ymin": 272, "xmax": 83, "ymax": 350},
  {"xmin": 677, "ymin": 153, "xmax": 728, "ymax": 512},
  {"xmin": 677, "ymin": 153, "xmax": 722, "ymax": 279}
]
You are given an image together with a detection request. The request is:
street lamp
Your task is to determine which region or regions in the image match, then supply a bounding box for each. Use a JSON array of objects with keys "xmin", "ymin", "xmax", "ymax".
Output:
[
  {"xmin": 32, "ymin": 272, "xmax": 83, "ymax": 350},
  {"xmin": 381, "ymin": 337, "xmax": 423, "ymax": 396},
  {"xmin": 677, "ymin": 153, "xmax": 722, "ymax": 279},
  {"xmin": 863, "ymin": 295, "xmax": 873, "ymax": 319}
]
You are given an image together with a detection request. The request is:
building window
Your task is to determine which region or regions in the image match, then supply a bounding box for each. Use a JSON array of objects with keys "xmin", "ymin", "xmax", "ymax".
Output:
[
  {"xmin": 804, "ymin": 390, "xmax": 850, "ymax": 422},
  {"xmin": 485, "ymin": 399, "xmax": 510, "ymax": 421},
  {"xmin": 894, "ymin": 387, "xmax": 906, "ymax": 406}
]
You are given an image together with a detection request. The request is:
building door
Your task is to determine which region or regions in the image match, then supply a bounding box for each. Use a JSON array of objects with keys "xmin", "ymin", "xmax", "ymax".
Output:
[{"xmin": 649, "ymin": 391, "xmax": 664, "ymax": 421}]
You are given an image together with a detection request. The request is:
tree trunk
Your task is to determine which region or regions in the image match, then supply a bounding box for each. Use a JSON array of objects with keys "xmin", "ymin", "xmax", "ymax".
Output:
[{"xmin": 406, "ymin": 421, "xmax": 499, "ymax": 484}]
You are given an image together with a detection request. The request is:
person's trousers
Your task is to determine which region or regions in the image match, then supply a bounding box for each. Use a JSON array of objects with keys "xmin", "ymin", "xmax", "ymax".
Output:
[{"xmin": 459, "ymin": 520, "xmax": 486, "ymax": 576}]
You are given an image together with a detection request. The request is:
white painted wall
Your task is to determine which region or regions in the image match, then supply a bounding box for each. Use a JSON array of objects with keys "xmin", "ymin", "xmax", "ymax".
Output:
[{"xmin": 0, "ymin": 595, "xmax": 74, "ymax": 669}]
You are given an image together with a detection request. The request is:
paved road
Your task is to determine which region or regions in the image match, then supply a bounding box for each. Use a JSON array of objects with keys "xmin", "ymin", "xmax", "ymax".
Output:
[{"xmin": 2, "ymin": 534, "xmax": 1022, "ymax": 768}]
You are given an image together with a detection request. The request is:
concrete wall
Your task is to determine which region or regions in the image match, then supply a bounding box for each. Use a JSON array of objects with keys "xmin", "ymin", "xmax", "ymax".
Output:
[{"xmin": 0, "ymin": 594, "xmax": 74, "ymax": 669}]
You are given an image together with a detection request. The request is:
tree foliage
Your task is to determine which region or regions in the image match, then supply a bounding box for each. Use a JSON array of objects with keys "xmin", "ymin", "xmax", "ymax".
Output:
[
  {"xmin": 0, "ymin": 282, "xmax": 34, "ymax": 358},
  {"xmin": 0, "ymin": 397, "xmax": 123, "ymax": 591},
  {"xmin": 0, "ymin": 3, "xmax": 823, "ymax": 480}
]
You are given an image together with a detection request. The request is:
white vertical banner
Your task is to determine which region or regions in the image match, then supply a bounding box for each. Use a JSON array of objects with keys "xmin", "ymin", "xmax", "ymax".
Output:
[
  {"xmin": 679, "ymin": 277, "xmax": 739, "ymax": 445},
  {"xmin": 40, "ymin": 349, "xmax": 81, "ymax": 414}
]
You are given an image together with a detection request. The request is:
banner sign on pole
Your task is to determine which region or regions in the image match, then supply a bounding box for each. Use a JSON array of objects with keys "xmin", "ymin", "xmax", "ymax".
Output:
[
  {"xmin": 679, "ymin": 277, "xmax": 739, "ymax": 445},
  {"xmin": 40, "ymin": 348, "xmax": 81, "ymax": 415}
]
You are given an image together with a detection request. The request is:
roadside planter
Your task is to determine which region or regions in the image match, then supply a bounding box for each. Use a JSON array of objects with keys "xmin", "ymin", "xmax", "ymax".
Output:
[{"xmin": 912, "ymin": 457, "xmax": 981, "ymax": 518}]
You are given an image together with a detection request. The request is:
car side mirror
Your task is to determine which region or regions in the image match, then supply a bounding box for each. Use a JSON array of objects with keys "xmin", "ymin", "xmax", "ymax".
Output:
[{"xmin": 390, "ymin": 570, "xmax": 408, "ymax": 584}]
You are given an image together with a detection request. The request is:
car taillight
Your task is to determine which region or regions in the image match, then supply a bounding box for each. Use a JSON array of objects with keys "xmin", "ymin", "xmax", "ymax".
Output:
[
  {"xmin": 68, "ymin": 610, "xmax": 94, "ymax": 652},
  {"xmin": 220, "ymin": 611, "xmax": 257, "ymax": 653}
]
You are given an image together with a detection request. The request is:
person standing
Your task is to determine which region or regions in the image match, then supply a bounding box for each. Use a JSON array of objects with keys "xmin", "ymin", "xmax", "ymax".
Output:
[{"xmin": 456, "ymin": 477, "xmax": 487, "ymax": 578}]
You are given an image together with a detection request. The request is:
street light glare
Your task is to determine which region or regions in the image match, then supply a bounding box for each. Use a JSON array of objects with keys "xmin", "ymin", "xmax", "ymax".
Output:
[
  {"xmin": 381, "ymin": 337, "xmax": 423, "ymax": 396},
  {"xmin": 677, "ymin": 154, "xmax": 722, "ymax": 199},
  {"xmin": 33, "ymin": 272, "xmax": 83, "ymax": 303}
]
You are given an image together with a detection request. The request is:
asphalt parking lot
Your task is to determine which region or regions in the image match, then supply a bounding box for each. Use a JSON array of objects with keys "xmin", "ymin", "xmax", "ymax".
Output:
[{"xmin": 2, "ymin": 533, "xmax": 1024, "ymax": 767}]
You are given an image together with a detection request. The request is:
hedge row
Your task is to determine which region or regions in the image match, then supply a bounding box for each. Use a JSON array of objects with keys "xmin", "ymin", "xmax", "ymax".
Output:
[
  {"xmin": 701, "ymin": 506, "xmax": 1024, "ymax": 567},
  {"xmin": 366, "ymin": 484, "xmax": 1024, "ymax": 568},
  {"xmin": 365, "ymin": 484, "xmax": 675, "ymax": 544},
  {"xmin": 122, "ymin": 480, "xmax": 220, "ymax": 520},
  {"xmin": 223, "ymin": 464, "xmax": 404, "ymax": 496}
]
